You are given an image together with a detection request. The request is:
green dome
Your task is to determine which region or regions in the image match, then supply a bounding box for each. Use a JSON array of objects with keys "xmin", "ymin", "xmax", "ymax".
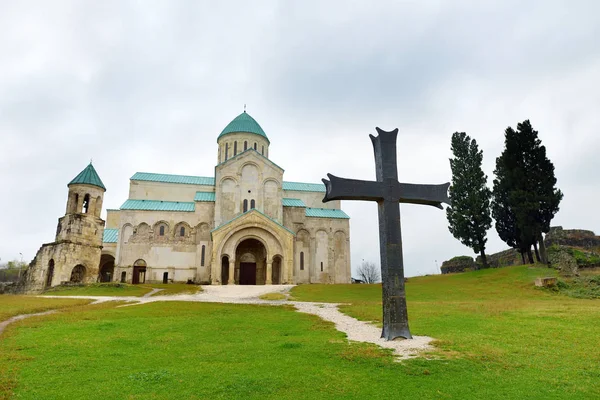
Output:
[
  {"xmin": 68, "ymin": 163, "xmax": 106, "ymax": 190},
  {"xmin": 218, "ymin": 112, "xmax": 269, "ymax": 143}
]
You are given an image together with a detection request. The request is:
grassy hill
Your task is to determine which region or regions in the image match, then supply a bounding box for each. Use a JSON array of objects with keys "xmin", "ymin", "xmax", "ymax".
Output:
[{"xmin": 1, "ymin": 265, "xmax": 598, "ymax": 399}]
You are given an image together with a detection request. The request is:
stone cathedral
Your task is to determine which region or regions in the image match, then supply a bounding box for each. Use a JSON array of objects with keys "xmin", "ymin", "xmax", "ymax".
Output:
[{"xmin": 24, "ymin": 112, "xmax": 351, "ymax": 292}]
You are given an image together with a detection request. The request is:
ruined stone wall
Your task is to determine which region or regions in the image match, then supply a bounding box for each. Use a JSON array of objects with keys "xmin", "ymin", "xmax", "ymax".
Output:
[
  {"xmin": 116, "ymin": 206, "xmax": 214, "ymax": 283},
  {"xmin": 545, "ymin": 226, "xmax": 600, "ymax": 250},
  {"xmin": 441, "ymin": 256, "xmax": 477, "ymax": 274},
  {"xmin": 476, "ymin": 248, "xmax": 522, "ymax": 268}
]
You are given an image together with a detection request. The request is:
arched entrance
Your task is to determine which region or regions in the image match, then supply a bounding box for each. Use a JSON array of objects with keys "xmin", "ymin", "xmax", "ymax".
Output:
[
  {"xmin": 132, "ymin": 259, "xmax": 147, "ymax": 284},
  {"xmin": 99, "ymin": 254, "xmax": 115, "ymax": 283},
  {"xmin": 221, "ymin": 256, "xmax": 230, "ymax": 284},
  {"xmin": 70, "ymin": 265, "xmax": 86, "ymax": 283},
  {"xmin": 235, "ymin": 238, "xmax": 267, "ymax": 285},
  {"xmin": 46, "ymin": 259, "xmax": 55, "ymax": 288}
]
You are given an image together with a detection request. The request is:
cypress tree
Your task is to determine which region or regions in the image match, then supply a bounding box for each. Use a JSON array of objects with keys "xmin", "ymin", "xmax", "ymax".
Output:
[
  {"xmin": 446, "ymin": 132, "xmax": 492, "ymax": 267},
  {"xmin": 492, "ymin": 120, "xmax": 563, "ymax": 263}
]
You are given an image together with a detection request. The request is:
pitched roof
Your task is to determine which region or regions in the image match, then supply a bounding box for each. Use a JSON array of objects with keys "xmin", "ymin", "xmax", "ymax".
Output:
[
  {"xmin": 305, "ymin": 207, "xmax": 349, "ymax": 219},
  {"xmin": 194, "ymin": 192, "xmax": 216, "ymax": 202},
  {"xmin": 282, "ymin": 198, "xmax": 306, "ymax": 207},
  {"xmin": 218, "ymin": 112, "xmax": 269, "ymax": 143},
  {"xmin": 131, "ymin": 172, "xmax": 215, "ymax": 186},
  {"xmin": 283, "ymin": 181, "xmax": 326, "ymax": 192},
  {"xmin": 68, "ymin": 163, "xmax": 106, "ymax": 190},
  {"xmin": 103, "ymin": 228, "xmax": 119, "ymax": 243},
  {"xmin": 120, "ymin": 199, "xmax": 195, "ymax": 212}
]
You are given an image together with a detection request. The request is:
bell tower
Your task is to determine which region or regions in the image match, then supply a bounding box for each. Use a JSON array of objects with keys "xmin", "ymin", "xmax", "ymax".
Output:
[{"xmin": 21, "ymin": 162, "xmax": 107, "ymax": 293}]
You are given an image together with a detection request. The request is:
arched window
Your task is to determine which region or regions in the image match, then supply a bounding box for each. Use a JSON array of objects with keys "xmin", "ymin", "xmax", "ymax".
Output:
[
  {"xmin": 83, "ymin": 194, "xmax": 90, "ymax": 214},
  {"xmin": 225, "ymin": 143, "xmax": 229, "ymax": 160},
  {"xmin": 159, "ymin": 225, "xmax": 165, "ymax": 236},
  {"xmin": 180, "ymin": 226, "xmax": 185, "ymax": 236},
  {"xmin": 243, "ymin": 199, "xmax": 248, "ymax": 212},
  {"xmin": 250, "ymin": 199, "xmax": 255, "ymax": 209},
  {"xmin": 262, "ymin": 145, "xmax": 264, "ymax": 155},
  {"xmin": 201, "ymin": 245, "xmax": 206, "ymax": 266},
  {"xmin": 254, "ymin": 142, "xmax": 257, "ymax": 150},
  {"xmin": 244, "ymin": 141, "xmax": 247, "ymax": 151},
  {"xmin": 234, "ymin": 141, "xmax": 237, "ymax": 155},
  {"xmin": 300, "ymin": 252, "xmax": 304, "ymax": 271}
]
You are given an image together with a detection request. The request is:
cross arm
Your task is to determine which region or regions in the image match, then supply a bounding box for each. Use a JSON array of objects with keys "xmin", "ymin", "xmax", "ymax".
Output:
[
  {"xmin": 397, "ymin": 182, "xmax": 451, "ymax": 209},
  {"xmin": 322, "ymin": 173, "xmax": 384, "ymax": 202}
]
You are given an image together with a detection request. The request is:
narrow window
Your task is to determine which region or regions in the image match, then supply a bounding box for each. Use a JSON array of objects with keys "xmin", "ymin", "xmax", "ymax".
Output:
[
  {"xmin": 180, "ymin": 226, "xmax": 185, "ymax": 236},
  {"xmin": 225, "ymin": 143, "xmax": 229, "ymax": 160},
  {"xmin": 83, "ymin": 194, "xmax": 90, "ymax": 214},
  {"xmin": 262, "ymin": 145, "xmax": 264, "ymax": 155},
  {"xmin": 74, "ymin": 193, "xmax": 79, "ymax": 213},
  {"xmin": 254, "ymin": 142, "xmax": 257, "ymax": 150},
  {"xmin": 320, "ymin": 262, "xmax": 323, "ymax": 272},
  {"xmin": 243, "ymin": 199, "xmax": 248, "ymax": 212},
  {"xmin": 234, "ymin": 141, "xmax": 237, "ymax": 155},
  {"xmin": 250, "ymin": 199, "xmax": 255, "ymax": 209},
  {"xmin": 201, "ymin": 245, "xmax": 206, "ymax": 266},
  {"xmin": 159, "ymin": 225, "xmax": 165, "ymax": 236},
  {"xmin": 300, "ymin": 252, "xmax": 304, "ymax": 270},
  {"xmin": 244, "ymin": 141, "xmax": 247, "ymax": 151}
]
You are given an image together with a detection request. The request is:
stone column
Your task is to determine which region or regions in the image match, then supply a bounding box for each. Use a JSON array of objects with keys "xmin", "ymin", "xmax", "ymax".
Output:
[
  {"xmin": 228, "ymin": 259, "xmax": 235, "ymax": 285},
  {"xmin": 266, "ymin": 260, "xmax": 272, "ymax": 285}
]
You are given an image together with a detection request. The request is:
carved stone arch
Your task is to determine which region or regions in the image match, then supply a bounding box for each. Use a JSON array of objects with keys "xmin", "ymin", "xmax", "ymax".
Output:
[
  {"xmin": 262, "ymin": 177, "xmax": 281, "ymax": 187},
  {"xmin": 218, "ymin": 225, "xmax": 284, "ymax": 264},
  {"xmin": 153, "ymin": 220, "xmax": 170, "ymax": 239},
  {"xmin": 237, "ymin": 160, "xmax": 261, "ymax": 176},
  {"xmin": 174, "ymin": 221, "xmax": 192, "ymax": 238},
  {"xmin": 121, "ymin": 223, "xmax": 134, "ymax": 244},
  {"xmin": 219, "ymin": 175, "xmax": 238, "ymax": 186},
  {"xmin": 131, "ymin": 222, "xmax": 150, "ymax": 243}
]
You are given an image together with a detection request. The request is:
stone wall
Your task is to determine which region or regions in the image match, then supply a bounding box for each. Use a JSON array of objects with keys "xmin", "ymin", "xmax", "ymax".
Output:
[
  {"xmin": 441, "ymin": 256, "xmax": 477, "ymax": 274},
  {"xmin": 545, "ymin": 226, "xmax": 600, "ymax": 250},
  {"xmin": 476, "ymin": 248, "xmax": 522, "ymax": 268}
]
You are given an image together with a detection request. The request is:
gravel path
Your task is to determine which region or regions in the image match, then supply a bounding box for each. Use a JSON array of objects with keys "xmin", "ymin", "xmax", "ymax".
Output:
[
  {"xmin": 40, "ymin": 285, "xmax": 434, "ymax": 359},
  {"xmin": 0, "ymin": 310, "xmax": 57, "ymax": 336}
]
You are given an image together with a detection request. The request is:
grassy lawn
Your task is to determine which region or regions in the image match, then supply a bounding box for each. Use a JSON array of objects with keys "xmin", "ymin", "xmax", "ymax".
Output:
[
  {"xmin": 0, "ymin": 266, "xmax": 598, "ymax": 399},
  {"xmin": 41, "ymin": 283, "xmax": 202, "ymax": 297},
  {"xmin": 0, "ymin": 296, "xmax": 91, "ymax": 321},
  {"xmin": 291, "ymin": 265, "xmax": 600, "ymax": 398}
]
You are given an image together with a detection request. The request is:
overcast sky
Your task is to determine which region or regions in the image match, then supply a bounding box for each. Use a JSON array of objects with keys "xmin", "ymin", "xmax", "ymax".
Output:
[{"xmin": 1, "ymin": 1, "xmax": 599, "ymax": 277}]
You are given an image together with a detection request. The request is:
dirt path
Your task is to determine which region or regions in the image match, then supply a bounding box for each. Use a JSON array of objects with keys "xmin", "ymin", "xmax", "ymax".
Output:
[
  {"xmin": 0, "ymin": 310, "xmax": 57, "ymax": 337},
  {"xmin": 142, "ymin": 288, "xmax": 164, "ymax": 298},
  {"xmin": 40, "ymin": 285, "xmax": 434, "ymax": 359}
]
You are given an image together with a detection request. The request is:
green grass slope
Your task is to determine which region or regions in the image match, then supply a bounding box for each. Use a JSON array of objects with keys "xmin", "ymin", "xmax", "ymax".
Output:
[{"xmin": 0, "ymin": 266, "xmax": 598, "ymax": 399}]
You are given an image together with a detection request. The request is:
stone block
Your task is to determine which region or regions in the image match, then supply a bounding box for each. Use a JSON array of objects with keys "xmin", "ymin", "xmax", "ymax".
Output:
[{"xmin": 534, "ymin": 277, "xmax": 557, "ymax": 287}]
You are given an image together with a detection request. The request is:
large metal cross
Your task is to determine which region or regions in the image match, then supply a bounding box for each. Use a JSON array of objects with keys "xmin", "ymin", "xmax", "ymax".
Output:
[{"xmin": 322, "ymin": 128, "xmax": 450, "ymax": 340}]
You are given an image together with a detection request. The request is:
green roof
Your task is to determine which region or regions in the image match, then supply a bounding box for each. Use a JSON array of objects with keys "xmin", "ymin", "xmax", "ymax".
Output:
[
  {"xmin": 283, "ymin": 181, "xmax": 326, "ymax": 192},
  {"xmin": 120, "ymin": 199, "xmax": 195, "ymax": 212},
  {"xmin": 69, "ymin": 163, "xmax": 106, "ymax": 190},
  {"xmin": 211, "ymin": 209, "xmax": 295, "ymax": 236},
  {"xmin": 130, "ymin": 172, "xmax": 325, "ymax": 193},
  {"xmin": 131, "ymin": 172, "xmax": 215, "ymax": 186},
  {"xmin": 305, "ymin": 207, "xmax": 349, "ymax": 219},
  {"xmin": 103, "ymin": 228, "xmax": 119, "ymax": 243},
  {"xmin": 218, "ymin": 112, "xmax": 269, "ymax": 143},
  {"xmin": 282, "ymin": 198, "xmax": 306, "ymax": 207},
  {"xmin": 194, "ymin": 192, "xmax": 216, "ymax": 202}
]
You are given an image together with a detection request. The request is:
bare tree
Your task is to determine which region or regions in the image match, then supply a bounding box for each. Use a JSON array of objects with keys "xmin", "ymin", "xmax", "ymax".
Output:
[{"xmin": 356, "ymin": 261, "xmax": 381, "ymax": 283}]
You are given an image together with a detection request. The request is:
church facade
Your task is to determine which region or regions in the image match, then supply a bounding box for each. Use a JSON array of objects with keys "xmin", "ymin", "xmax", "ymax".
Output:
[{"xmin": 24, "ymin": 112, "xmax": 351, "ymax": 292}]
